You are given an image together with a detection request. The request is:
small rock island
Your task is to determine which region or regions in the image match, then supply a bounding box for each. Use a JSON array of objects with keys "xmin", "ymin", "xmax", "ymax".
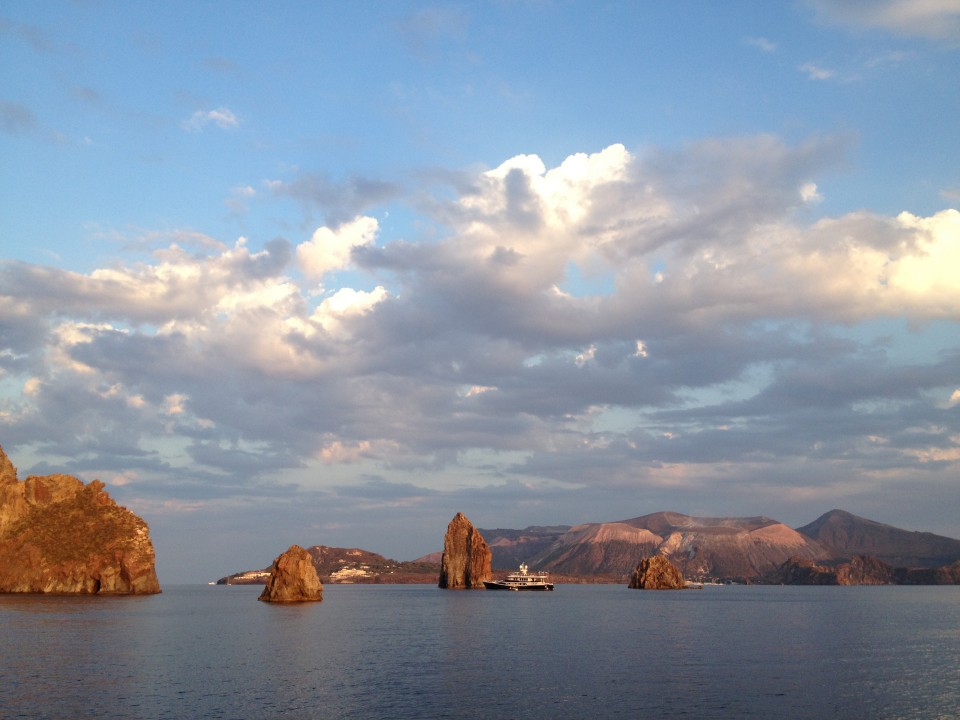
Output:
[
  {"xmin": 628, "ymin": 555, "xmax": 686, "ymax": 590},
  {"xmin": 0, "ymin": 444, "xmax": 161, "ymax": 594},
  {"xmin": 438, "ymin": 511, "xmax": 492, "ymax": 589},
  {"xmin": 258, "ymin": 544, "xmax": 324, "ymax": 603}
]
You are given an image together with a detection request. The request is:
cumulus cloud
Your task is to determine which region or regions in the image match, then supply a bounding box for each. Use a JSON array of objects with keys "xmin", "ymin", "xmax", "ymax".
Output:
[
  {"xmin": 296, "ymin": 215, "xmax": 380, "ymax": 279},
  {"xmin": 2, "ymin": 136, "xmax": 958, "ymax": 542}
]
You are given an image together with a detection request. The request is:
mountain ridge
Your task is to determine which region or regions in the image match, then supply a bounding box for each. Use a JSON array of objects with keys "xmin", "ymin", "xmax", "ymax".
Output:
[
  {"xmin": 796, "ymin": 509, "xmax": 960, "ymax": 567},
  {"xmin": 216, "ymin": 509, "xmax": 960, "ymax": 584},
  {"xmin": 492, "ymin": 511, "xmax": 826, "ymax": 579}
]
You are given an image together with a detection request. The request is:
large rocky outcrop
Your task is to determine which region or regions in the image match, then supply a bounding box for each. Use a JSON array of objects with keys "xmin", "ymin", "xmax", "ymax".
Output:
[
  {"xmin": 835, "ymin": 555, "xmax": 895, "ymax": 585},
  {"xmin": 258, "ymin": 544, "xmax": 324, "ymax": 602},
  {"xmin": 764, "ymin": 555, "xmax": 893, "ymax": 585},
  {"xmin": 628, "ymin": 555, "xmax": 686, "ymax": 589},
  {"xmin": 766, "ymin": 554, "xmax": 960, "ymax": 586},
  {"xmin": 0, "ymin": 445, "xmax": 161, "ymax": 594},
  {"xmin": 438, "ymin": 512, "xmax": 492, "ymax": 589},
  {"xmin": 894, "ymin": 559, "xmax": 960, "ymax": 585}
]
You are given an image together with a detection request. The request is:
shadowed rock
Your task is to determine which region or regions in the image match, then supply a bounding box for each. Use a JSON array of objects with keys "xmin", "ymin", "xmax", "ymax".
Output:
[
  {"xmin": 628, "ymin": 555, "xmax": 685, "ymax": 590},
  {"xmin": 259, "ymin": 544, "xmax": 324, "ymax": 603},
  {"xmin": 0, "ymin": 444, "xmax": 161, "ymax": 594},
  {"xmin": 439, "ymin": 512, "xmax": 492, "ymax": 589}
]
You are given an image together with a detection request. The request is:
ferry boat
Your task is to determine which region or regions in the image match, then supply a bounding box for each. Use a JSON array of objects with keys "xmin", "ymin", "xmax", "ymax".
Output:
[{"xmin": 483, "ymin": 563, "xmax": 554, "ymax": 591}]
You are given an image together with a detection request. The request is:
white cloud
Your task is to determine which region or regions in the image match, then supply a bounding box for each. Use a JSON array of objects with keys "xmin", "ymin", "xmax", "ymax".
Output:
[
  {"xmin": 886, "ymin": 210, "xmax": 960, "ymax": 300},
  {"xmin": 799, "ymin": 62, "xmax": 836, "ymax": 81},
  {"xmin": 575, "ymin": 345, "xmax": 597, "ymax": 367},
  {"xmin": 745, "ymin": 36, "xmax": 777, "ymax": 52},
  {"xmin": 183, "ymin": 107, "xmax": 240, "ymax": 131},
  {"xmin": 319, "ymin": 440, "xmax": 373, "ymax": 464},
  {"xmin": 296, "ymin": 216, "xmax": 380, "ymax": 280},
  {"xmin": 312, "ymin": 286, "xmax": 388, "ymax": 337},
  {"xmin": 800, "ymin": 182, "xmax": 822, "ymax": 204},
  {"xmin": 2, "ymin": 137, "xmax": 958, "ymax": 540},
  {"xmin": 163, "ymin": 393, "xmax": 188, "ymax": 416}
]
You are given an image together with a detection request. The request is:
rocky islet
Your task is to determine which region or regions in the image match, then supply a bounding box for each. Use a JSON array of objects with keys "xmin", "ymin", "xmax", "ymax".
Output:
[
  {"xmin": 628, "ymin": 555, "xmax": 686, "ymax": 590},
  {"xmin": 0, "ymin": 445, "xmax": 160, "ymax": 594},
  {"xmin": 438, "ymin": 511, "xmax": 492, "ymax": 589},
  {"xmin": 258, "ymin": 544, "xmax": 324, "ymax": 603}
]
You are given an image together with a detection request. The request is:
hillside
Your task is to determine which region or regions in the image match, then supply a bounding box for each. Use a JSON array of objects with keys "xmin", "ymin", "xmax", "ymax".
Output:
[
  {"xmin": 217, "ymin": 509, "xmax": 960, "ymax": 584},
  {"xmin": 480, "ymin": 525, "xmax": 570, "ymax": 569},
  {"xmin": 797, "ymin": 509, "xmax": 960, "ymax": 568},
  {"xmin": 524, "ymin": 512, "xmax": 827, "ymax": 579},
  {"xmin": 217, "ymin": 545, "xmax": 440, "ymax": 585}
]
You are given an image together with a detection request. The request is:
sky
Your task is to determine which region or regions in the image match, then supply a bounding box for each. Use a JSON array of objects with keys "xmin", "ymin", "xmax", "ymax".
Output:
[{"xmin": 1, "ymin": 1, "xmax": 959, "ymax": 584}]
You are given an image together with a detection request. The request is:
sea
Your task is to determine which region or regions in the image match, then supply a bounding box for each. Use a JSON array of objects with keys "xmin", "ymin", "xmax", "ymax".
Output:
[{"xmin": 1, "ymin": 583, "xmax": 958, "ymax": 720}]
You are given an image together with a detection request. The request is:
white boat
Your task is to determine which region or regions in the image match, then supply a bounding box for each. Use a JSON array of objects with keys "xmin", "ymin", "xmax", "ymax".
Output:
[{"xmin": 483, "ymin": 563, "xmax": 554, "ymax": 591}]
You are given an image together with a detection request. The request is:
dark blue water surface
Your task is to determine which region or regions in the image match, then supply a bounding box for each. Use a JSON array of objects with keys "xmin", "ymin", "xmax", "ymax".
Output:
[{"xmin": 1, "ymin": 584, "xmax": 958, "ymax": 719}]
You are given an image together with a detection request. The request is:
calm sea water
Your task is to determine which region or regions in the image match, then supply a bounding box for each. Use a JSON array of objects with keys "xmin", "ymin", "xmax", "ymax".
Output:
[{"xmin": 1, "ymin": 584, "xmax": 958, "ymax": 719}]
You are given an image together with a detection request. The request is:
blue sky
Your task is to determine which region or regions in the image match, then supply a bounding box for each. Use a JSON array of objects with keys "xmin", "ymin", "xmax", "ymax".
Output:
[{"xmin": 2, "ymin": 1, "xmax": 959, "ymax": 583}]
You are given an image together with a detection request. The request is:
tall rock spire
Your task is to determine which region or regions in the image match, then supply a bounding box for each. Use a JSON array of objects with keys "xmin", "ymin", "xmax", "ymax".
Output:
[{"xmin": 438, "ymin": 512, "xmax": 492, "ymax": 589}]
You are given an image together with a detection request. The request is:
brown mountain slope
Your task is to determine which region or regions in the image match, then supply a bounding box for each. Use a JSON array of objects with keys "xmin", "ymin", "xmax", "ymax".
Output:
[
  {"xmin": 480, "ymin": 525, "xmax": 570, "ymax": 569},
  {"xmin": 797, "ymin": 509, "xmax": 960, "ymax": 567},
  {"xmin": 531, "ymin": 512, "xmax": 827, "ymax": 579},
  {"xmin": 531, "ymin": 522, "xmax": 662, "ymax": 576}
]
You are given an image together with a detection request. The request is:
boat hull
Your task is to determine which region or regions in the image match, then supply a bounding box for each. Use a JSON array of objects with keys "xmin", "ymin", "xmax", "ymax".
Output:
[{"xmin": 483, "ymin": 581, "xmax": 554, "ymax": 591}]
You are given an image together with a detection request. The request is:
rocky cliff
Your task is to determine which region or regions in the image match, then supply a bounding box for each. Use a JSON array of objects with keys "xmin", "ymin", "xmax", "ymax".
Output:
[
  {"xmin": 259, "ymin": 544, "xmax": 324, "ymax": 603},
  {"xmin": 765, "ymin": 555, "xmax": 894, "ymax": 585},
  {"xmin": 766, "ymin": 554, "xmax": 960, "ymax": 585},
  {"xmin": 438, "ymin": 512, "xmax": 492, "ymax": 589},
  {"xmin": 0, "ymin": 445, "xmax": 160, "ymax": 594},
  {"xmin": 628, "ymin": 555, "xmax": 686, "ymax": 590}
]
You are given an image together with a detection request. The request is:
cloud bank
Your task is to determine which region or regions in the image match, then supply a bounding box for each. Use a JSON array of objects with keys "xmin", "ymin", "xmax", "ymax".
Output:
[{"xmin": 1, "ymin": 136, "xmax": 958, "ymax": 564}]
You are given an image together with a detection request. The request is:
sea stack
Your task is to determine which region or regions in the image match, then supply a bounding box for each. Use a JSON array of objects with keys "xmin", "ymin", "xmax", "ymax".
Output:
[
  {"xmin": 259, "ymin": 544, "xmax": 324, "ymax": 603},
  {"xmin": 438, "ymin": 512, "xmax": 492, "ymax": 589},
  {"xmin": 628, "ymin": 555, "xmax": 686, "ymax": 590},
  {"xmin": 0, "ymin": 444, "xmax": 161, "ymax": 594}
]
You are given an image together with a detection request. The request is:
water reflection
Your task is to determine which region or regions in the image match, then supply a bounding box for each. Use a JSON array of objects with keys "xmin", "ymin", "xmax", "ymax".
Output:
[{"xmin": 2, "ymin": 584, "xmax": 958, "ymax": 719}]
